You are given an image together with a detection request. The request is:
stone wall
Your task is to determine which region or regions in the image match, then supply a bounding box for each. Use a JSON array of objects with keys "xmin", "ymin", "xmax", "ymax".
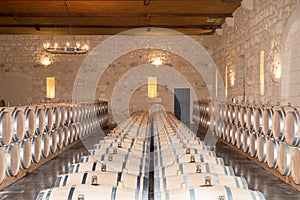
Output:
[
  {"xmin": 0, "ymin": 35, "xmax": 109, "ymax": 105},
  {"xmin": 208, "ymin": 0, "xmax": 300, "ymax": 105},
  {"xmin": 0, "ymin": 34, "xmax": 211, "ymax": 124}
]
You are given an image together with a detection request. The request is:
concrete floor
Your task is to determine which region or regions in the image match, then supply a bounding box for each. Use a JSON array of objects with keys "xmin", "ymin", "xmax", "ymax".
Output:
[{"xmin": 0, "ymin": 127, "xmax": 299, "ymax": 200}]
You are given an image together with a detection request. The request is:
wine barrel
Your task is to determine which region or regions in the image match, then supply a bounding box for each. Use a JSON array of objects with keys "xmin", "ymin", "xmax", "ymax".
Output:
[
  {"xmin": 54, "ymin": 171, "xmax": 147, "ymax": 190},
  {"xmin": 24, "ymin": 107, "xmax": 36, "ymax": 138},
  {"xmin": 219, "ymin": 103, "xmax": 224, "ymax": 122},
  {"xmin": 0, "ymin": 148, "xmax": 6, "ymax": 184},
  {"xmin": 45, "ymin": 107, "xmax": 53, "ymax": 132},
  {"xmin": 222, "ymin": 124, "xmax": 227, "ymax": 141},
  {"xmin": 157, "ymin": 148, "xmax": 216, "ymax": 158},
  {"xmin": 277, "ymin": 142, "xmax": 293, "ymax": 176},
  {"xmin": 229, "ymin": 104, "xmax": 235, "ymax": 124},
  {"xmin": 155, "ymin": 173, "xmax": 248, "ymax": 191},
  {"xmin": 231, "ymin": 125, "xmax": 238, "ymax": 146},
  {"xmin": 62, "ymin": 126, "xmax": 70, "ymax": 147},
  {"xmin": 65, "ymin": 105, "xmax": 72, "ymax": 125},
  {"xmin": 36, "ymin": 184, "xmax": 146, "ymax": 200},
  {"xmin": 246, "ymin": 105, "xmax": 255, "ymax": 131},
  {"xmin": 242, "ymin": 129, "xmax": 250, "ymax": 153},
  {"xmin": 0, "ymin": 110, "xmax": 13, "ymax": 146},
  {"xmin": 236, "ymin": 127, "xmax": 244, "ymax": 149},
  {"xmin": 156, "ymin": 154, "xmax": 224, "ymax": 167},
  {"xmin": 57, "ymin": 128, "xmax": 66, "ymax": 150},
  {"xmin": 226, "ymin": 124, "xmax": 232, "ymax": 143},
  {"xmin": 79, "ymin": 154, "xmax": 148, "ymax": 167},
  {"xmin": 224, "ymin": 104, "xmax": 230, "ymax": 124},
  {"xmin": 70, "ymin": 104, "xmax": 78, "ymax": 123},
  {"xmin": 41, "ymin": 132, "xmax": 51, "ymax": 158},
  {"xmin": 291, "ymin": 147, "xmax": 300, "ymax": 184},
  {"xmin": 155, "ymin": 186, "xmax": 265, "ymax": 200},
  {"xmin": 262, "ymin": 107, "xmax": 273, "ymax": 136},
  {"xmin": 49, "ymin": 130, "xmax": 58, "ymax": 154},
  {"xmin": 271, "ymin": 107, "xmax": 286, "ymax": 141},
  {"xmin": 266, "ymin": 137, "xmax": 279, "ymax": 168},
  {"xmin": 52, "ymin": 106, "xmax": 62, "ymax": 129},
  {"xmin": 234, "ymin": 104, "xmax": 240, "ymax": 126},
  {"xmin": 19, "ymin": 138, "xmax": 32, "ymax": 169},
  {"xmin": 239, "ymin": 104, "xmax": 247, "ymax": 128},
  {"xmin": 31, "ymin": 135, "xmax": 42, "ymax": 163},
  {"xmin": 89, "ymin": 147, "xmax": 145, "ymax": 158},
  {"xmin": 35, "ymin": 107, "xmax": 46, "ymax": 135},
  {"xmin": 69, "ymin": 161, "xmax": 148, "ymax": 177},
  {"xmin": 204, "ymin": 102, "xmax": 213, "ymax": 117},
  {"xmin": 249, "ymin": 132, "xmax": 258, "ymax": 158},
  {"xmin": 5, "ymin": 143, "xmax": 20, "ymax": 177},
  {"xmin": 254, "ymin": 106, "xmax": 263, "ymax": 133},
  {"xmin": 155, "ymin": 162, "xmax": 234, "ymax": 178},
  {"xmin": 11, "ymin": 108, "xmax": 26, "ymax": 142},
  {"xmin": 284, "ymin": 109, "xmax": 300, "ymax": 146},
  {"xmin": 257, "ymin": 134, "xmax": 267, "ymax": 162}
]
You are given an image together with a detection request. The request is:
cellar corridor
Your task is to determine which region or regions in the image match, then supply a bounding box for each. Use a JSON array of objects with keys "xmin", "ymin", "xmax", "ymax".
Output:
[{"xmin": 0, "ymin": 124, "xmax": 299, "ymax": 200}]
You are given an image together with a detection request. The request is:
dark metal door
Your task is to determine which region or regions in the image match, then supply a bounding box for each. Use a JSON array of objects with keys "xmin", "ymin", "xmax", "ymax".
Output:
[{"xmin": 174, "ymin": 88, "xmax": 190, "ymax": 124}]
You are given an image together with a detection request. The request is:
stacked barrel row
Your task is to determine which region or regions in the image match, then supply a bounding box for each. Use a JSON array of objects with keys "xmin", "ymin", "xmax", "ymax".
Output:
[
  {"xmin": 36, "ymin": 111, "xmax": 150, "ymax": 200},
  {"xmin": 0, "ymin": 101, "xmax": 109, "ymax": 185},
  {"xmin": 192, "ymin": 101, "xmax": 219, "ymax": 133},
  {"xmin": 214, "ymin": 102, "xmax": 300, "ymax": 185},
  {"xmin": 153, "ymin": 112, "xmax": 265, "ymax": 199}
]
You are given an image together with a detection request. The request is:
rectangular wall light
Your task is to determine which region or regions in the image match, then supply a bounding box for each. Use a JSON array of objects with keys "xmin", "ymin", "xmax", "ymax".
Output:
[
  {"xmin": 216, "ymin": 69, "xmax": 218, "ymax": 98},
  {"xmin": 225, "ymin": 66, "xmax": 228, "ymax": 98},
  {"xmin": 148, "ymin": 77, "xmax": 157, "ymax": 98},
  {"xmin": 46, "ymin": 77, "xmax": 55, "ymax": 99},
  {"xmin": 260, "ymin": 51, "xmax": 265, "ymax": 96}
]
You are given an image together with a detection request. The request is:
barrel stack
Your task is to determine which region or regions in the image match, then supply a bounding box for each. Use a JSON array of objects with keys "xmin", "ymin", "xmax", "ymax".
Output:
[
  {"xmin": 0, "ymin": 100, "xmax": 109, "ymax": 187},
  {"xmin": 36, "ymin": 111, "xmax": 150, "ymax": 200},
  {"xmin": 36, "ymin": 111, "xmax": 266, "ymax": 200},
  {"xmin": 197, "ymin": 100, "xmax": 300, "ymax": 189},
  {"xmin": 153, "ymin": 112, "xmax": 265, "ymax": 200}
]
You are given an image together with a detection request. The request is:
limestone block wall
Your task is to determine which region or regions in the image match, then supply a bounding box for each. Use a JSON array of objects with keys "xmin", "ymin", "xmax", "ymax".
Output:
[
  {"xmin": 0, "ymin": 34, "xmax": 211, "ymax": 124},
  {"xmin": 0, "ymin": 35, "xmax": 109, "ymax": 105},
  {"xmin": 207, "ymin": 0, "xmax": 300, "ymax": 105}
]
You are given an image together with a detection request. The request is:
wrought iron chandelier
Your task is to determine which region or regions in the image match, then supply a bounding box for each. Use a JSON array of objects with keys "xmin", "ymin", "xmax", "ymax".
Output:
[{"xmin": 43, "ymin": 1, "xmax": 89, "ymax": 54}]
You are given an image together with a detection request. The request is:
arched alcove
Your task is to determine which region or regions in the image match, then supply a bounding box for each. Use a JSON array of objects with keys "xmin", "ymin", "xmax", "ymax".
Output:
[
  {"xmin": 72, "ymin": 28, "xmax": 225, "ymax": 104},
  {"xmin": 281, "ymin": 2, "xmax": 300, "ymax": 105}
]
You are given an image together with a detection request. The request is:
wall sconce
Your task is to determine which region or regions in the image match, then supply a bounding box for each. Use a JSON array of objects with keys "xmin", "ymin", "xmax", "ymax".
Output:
[
  {"xmin": 40, "ymin": 55, "xmax": 53, "ymax": 66},
  {"xmin": 148, "ymin": 77, "xmax": 157, "ymax": 98},
  {"xmin": 228, "ymin": 65, "xmax": 236, "ymax": 88},
  {"xmin": 272, "ymin": 62, "xmax": 281, "ymax": 83},
  {"xmin": 225, "ymin": 66, "xmax": 228, "ymax": 98},
  {"xmin": 151, "ymin": 57, "xmax": 163, "ymax": 66},
  {"xmin": 46, "ymin": 77, "xmax": 55, "ymax": 99},
  {"xmin": 260, "ymin": 51, "xmax": 265, "ymax": 96},
  {"xmin": 229, "ymin": 73, "xmax": 236, "ymax": 87}
]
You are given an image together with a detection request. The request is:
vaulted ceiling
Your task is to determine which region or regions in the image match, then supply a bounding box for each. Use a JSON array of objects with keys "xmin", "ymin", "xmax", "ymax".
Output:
[{"xmin": 0, "ymin": 0, "xmax": 242, "ymax": 35}]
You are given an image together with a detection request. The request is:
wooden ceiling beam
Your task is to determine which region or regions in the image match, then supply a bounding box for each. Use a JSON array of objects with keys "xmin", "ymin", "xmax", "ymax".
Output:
[
  {"xmin": 0, "ymin": 16, "xmax": 224, "ymax": 26},
  {"xmin": 0, "ymin": 13, "xmax": 233, "ymax": 18},
  {"xmin": 0, "ymin": 27, "xmax": 214, "ymax": 35},
  {"xmin": 0, "ymin": 24, "xmax": 222, "ymax": 30},
  {"xmin": 0, "ymin": 1, "xmax": 241, "ymax": 15}
]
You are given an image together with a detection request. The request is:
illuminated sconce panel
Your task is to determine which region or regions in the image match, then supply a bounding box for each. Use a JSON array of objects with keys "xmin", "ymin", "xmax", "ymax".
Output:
[
  {"xmin": 272, "ymin": 61, "xmax": 281, "ymax": 83},
  {"xmin": 148, "ymin": 77, "xmax": 157, "ymax": 98},
  {"xmin": 215, "ymin": 70, "xmax": 218, "ymax": 98},
  {"xmin": 46, "ymin": 77, "xmax": 55, "ymax": 99},
  {"xmin": 229, "ymin": 65, "xmax": 236, "ymax": 88},
  {"xmin": 260, "ymin": 51, "xmax": 265, "ymax": 95},
  {"xmin": 225, "ymin": 66, "xmax": 228, "ymax": 98}
]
